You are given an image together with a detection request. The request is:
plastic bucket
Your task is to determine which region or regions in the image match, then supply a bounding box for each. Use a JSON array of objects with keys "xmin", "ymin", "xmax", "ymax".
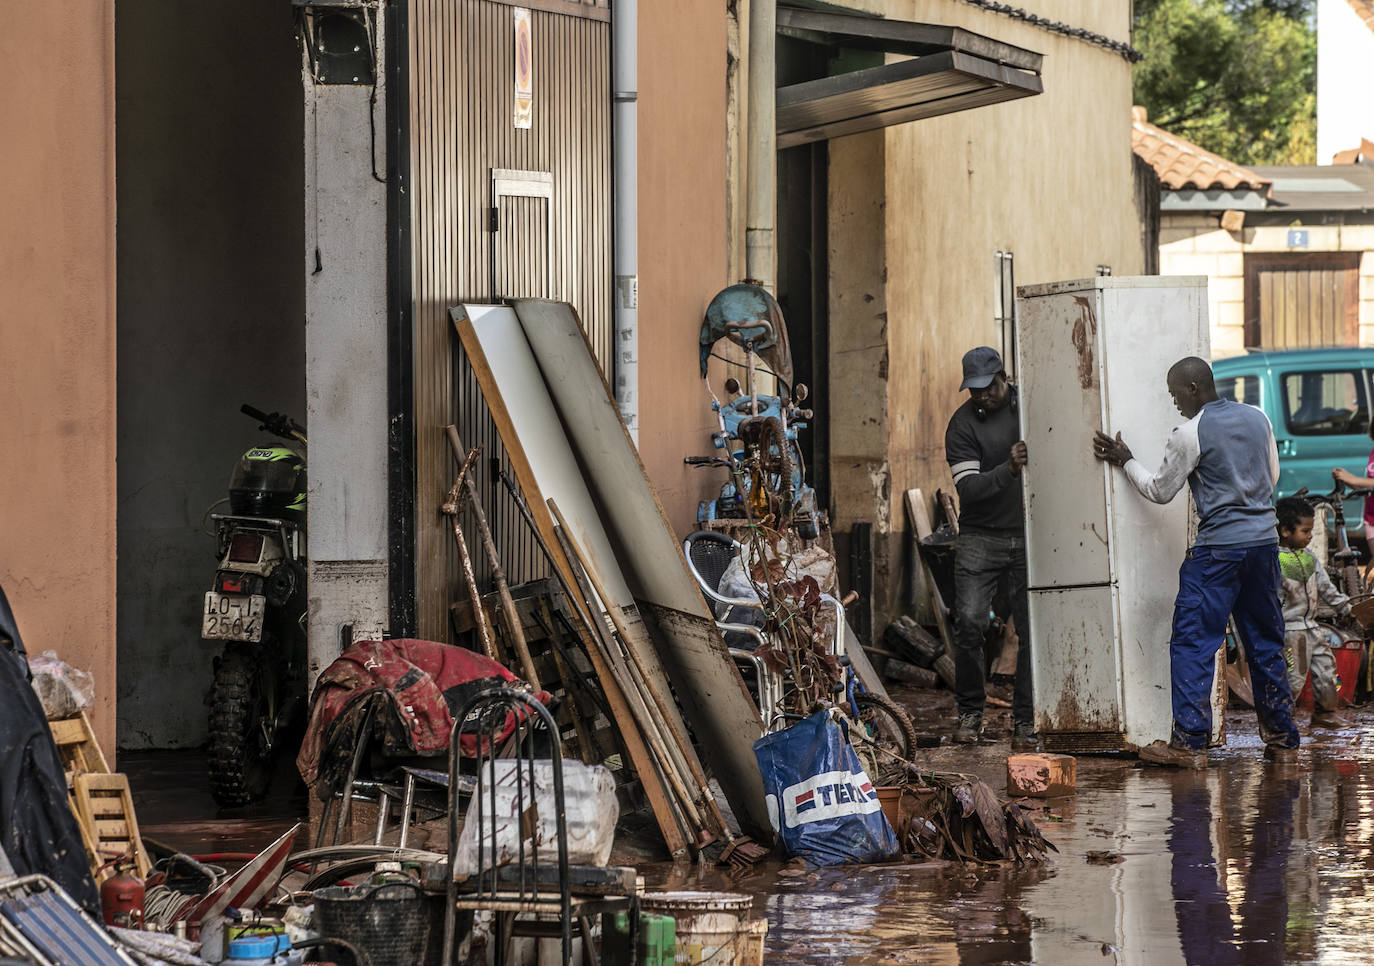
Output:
[{"xmin": 639, "ymin": 892, "xmax": 753, "ymax": 966}]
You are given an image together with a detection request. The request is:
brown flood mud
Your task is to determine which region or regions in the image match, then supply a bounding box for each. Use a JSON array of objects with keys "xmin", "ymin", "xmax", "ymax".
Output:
[{"xmin": 123, "ymin": 687, "xmax": 1374, "ymax": 965}]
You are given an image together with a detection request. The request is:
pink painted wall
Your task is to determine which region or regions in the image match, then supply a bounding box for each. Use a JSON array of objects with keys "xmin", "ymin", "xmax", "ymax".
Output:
[
  {"xmin": 635, "ymin": 0, "xmax": 731, "ymax": 536},
  {"xmin": 0, "ymin": 4, "xmax": 117, "ymax": 754}
]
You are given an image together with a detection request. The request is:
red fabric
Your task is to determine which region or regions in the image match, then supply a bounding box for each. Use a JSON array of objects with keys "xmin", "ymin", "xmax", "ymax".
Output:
[{"xmin": 296, "ymin": 638, "xmax": 549, "ymax": 785}]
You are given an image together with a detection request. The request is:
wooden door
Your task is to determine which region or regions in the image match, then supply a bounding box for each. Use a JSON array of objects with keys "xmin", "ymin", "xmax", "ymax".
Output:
[{"xmin": 1243, "ymin": 253, "xmax": 1360, "ymax": 349}]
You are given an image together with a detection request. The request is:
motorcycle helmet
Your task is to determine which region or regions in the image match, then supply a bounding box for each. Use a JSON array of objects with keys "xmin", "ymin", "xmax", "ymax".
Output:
[{"xmin": 228, "ymin": 445, "xmax": 307, "ymax": 523}]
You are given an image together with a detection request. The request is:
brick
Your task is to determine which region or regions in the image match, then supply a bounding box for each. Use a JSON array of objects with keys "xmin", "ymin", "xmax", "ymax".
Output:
[{"xmin": 1007, "ymin": 753, "xmax": 1076, "ymax": 798}]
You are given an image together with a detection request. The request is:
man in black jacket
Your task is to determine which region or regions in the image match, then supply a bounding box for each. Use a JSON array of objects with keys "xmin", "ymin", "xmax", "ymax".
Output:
[{"xmin": 944, "ymin": 347, "xmax": 1036, "ymax": 749}]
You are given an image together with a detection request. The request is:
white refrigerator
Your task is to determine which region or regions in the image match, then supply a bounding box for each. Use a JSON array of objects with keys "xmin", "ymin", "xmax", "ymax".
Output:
[{"xmin": 1014, "ymin": 276, "xmax": 1225, "ymax": 752}]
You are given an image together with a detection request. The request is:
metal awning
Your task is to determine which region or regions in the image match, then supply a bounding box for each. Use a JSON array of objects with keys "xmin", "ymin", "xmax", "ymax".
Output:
[{"xmin": 776, "ymin": 8, "xmax": 1044, "ymax": 149}]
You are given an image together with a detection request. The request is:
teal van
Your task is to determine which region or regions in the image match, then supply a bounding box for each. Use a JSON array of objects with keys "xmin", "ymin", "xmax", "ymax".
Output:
[{"xmin": 1211, "ymin": 348, "xmax": 1374, "ymax": 527}]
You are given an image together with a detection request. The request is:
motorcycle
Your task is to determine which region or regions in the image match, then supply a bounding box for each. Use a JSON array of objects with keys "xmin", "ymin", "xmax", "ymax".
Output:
[
  {"xmin": 200, "ymin": 404, "xmax": 308, "ymax": 806},
  {"xmin": 684, "ymin": 285, "xmax": 914, "ymax": 770},
  {"xmin": 686, "ymin": 283, "xmax": 825, "ymax": 540}
]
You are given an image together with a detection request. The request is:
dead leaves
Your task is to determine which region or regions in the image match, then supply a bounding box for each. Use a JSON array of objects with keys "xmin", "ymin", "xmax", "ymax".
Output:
[{"xmin": 893, "ymin": 769, "xmax": 1058, "ymax": 866}]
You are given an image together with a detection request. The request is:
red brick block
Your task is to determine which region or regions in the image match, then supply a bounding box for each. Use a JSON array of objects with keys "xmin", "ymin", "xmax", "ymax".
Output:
[{"xmin": 1007, "ymin": 753, "xmax": 1076, "ymax": 798}]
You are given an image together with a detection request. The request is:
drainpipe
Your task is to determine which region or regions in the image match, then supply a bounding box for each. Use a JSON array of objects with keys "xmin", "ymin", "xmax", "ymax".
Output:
[
  {"xmin": 745, "ymin": 0, "xmax": 775, "ymax": 290},
  {"xmin": 613, "ymin": 0, "xmax": 639, "ymax": 443}
]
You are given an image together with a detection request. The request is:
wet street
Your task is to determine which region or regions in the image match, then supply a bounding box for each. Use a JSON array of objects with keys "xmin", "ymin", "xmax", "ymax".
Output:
[
  {"xmin": 647, "ymin": 696, "xmax": 1374, "ymax": 965},
  {"xmin": 123, "ymin": 698, "xmax": 1374, "ymax": 965}
]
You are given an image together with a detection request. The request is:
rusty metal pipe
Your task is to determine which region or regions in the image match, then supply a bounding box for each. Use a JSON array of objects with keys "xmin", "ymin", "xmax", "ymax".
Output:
[{"xmin": 445, "ymin": 426, "xmax": 543, "ymax": 690}]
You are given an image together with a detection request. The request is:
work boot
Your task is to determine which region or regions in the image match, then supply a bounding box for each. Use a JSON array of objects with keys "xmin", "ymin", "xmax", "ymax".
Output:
[
  {"xmin": 952, "ymin": 713, "xmax": 983, "ymax": 745},
  {"xmin": 1138, "ymin": 740, "xmax": 1207, "ymax": 770},
  {"xmin": 1010, "ymin": 722, "xmax": 1040, "ymax": 752},
  {"xmin": 1263, "ymin": 744, "xmax": 1298, "ymax": 764},
  {"xmin": 1310, "ymin": 709, "xmax": 1341, "ymax": 728}
]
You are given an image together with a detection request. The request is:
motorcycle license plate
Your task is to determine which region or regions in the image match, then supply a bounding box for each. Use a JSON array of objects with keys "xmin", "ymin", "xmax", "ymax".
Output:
[{"xmin": 202, "ymin": 592, "xmax": 266, "ymax": 642}]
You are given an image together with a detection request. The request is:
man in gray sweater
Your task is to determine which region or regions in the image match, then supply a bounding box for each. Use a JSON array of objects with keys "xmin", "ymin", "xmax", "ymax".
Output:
[{"xmin": 1093, "ymin": 356, "xmax": 1300, "ymax": 767}]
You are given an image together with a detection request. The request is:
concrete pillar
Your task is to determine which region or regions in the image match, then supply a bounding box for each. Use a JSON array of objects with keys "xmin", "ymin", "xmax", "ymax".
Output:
[
  {"xmin": 302, "ymin": 10, "xmax": 391, "ymax": 681},
  {"xmin": 826, "ymin": 130, "xmax": 899, "ymax": 636}
]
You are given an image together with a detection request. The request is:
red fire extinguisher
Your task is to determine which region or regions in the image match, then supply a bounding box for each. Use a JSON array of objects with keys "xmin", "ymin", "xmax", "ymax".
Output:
[{"xmin": 100, "ymin": 856, "xmax": 145, "ymax": 929}]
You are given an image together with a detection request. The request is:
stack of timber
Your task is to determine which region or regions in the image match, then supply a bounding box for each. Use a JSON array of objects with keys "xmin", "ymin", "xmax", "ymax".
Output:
[{"xmin": 442, "ymin": 300, "xmax": 772, "ymax": 862}]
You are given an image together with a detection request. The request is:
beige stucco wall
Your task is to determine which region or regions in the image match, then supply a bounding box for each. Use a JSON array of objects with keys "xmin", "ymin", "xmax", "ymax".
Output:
[
  {"xmin": 1160, "ymin": 216, "xmax": 1374, "ymax": 355},
  {"xmin": 635, "ymin": 0, "xmax": 732, "ymax": 536},
  {"xmin": 0, "ymin": 4, "xmax": 117, "ymax": 753},
  {"xmin": 828, "ymin": 0, "xmax": 1145, "ymax": 621}
]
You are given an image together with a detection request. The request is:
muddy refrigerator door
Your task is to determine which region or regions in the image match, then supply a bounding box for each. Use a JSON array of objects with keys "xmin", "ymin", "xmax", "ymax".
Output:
[{"xmin": 1015, "ymin": 276, "xmax": 1214, "ymax": 752}]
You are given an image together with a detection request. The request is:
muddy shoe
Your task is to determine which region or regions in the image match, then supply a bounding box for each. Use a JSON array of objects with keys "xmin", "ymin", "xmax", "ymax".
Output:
[
  {"xmin": 985, "ymin": 680, "xmax": 1013, "ymax": 708},
  {"xmin": 1310, "ymin": 710, "xmax": 1341, "ymax": 728},
  {"xmin": 1138, "ymin": 740, "xmax": 1207, "ymax": 769},
  {"xmin": 1010, "ymin": 722, "xmax": 1040, "ymax": 752},
  {"xmin": 952, "ymin": 713, "xmax": 983, "ymax": 745},
  {"xmin": 1263, "ymin": 744, "xmax": 1298, "ymax": 764}
]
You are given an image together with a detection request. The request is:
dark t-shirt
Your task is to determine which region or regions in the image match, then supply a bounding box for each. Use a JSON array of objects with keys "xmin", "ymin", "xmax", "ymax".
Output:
[{"xmin": 944, "ymin": 394, "xmax": 1024, "ymax": 533}]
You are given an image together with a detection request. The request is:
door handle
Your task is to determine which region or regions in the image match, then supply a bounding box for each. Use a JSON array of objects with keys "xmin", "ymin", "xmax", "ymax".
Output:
[{"xmin": 1277, "ymin": 439, "xmax": 1295, "ymax": 456}]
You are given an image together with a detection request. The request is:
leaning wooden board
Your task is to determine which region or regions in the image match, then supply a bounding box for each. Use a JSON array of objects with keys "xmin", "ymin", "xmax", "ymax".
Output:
[
  {"xmin": 510, "ymin": 299, "xmax": 770, "ymax": 839},
  {"xmin": 457, "ymin": 302, "xmax": 771, "ymax": 841},
  {"xmin": 453, "ymin": 305, "xmax": 693, "ymax": 853}
]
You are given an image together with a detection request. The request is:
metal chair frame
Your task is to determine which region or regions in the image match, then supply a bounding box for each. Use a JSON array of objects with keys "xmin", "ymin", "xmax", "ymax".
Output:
[
  {"xmin": 442, "ymin": 687, "xmax": 634, "ymax": 966},
  {"xmin": 684, "ymin": 529, "xmax": 847, "ymax": 731}
]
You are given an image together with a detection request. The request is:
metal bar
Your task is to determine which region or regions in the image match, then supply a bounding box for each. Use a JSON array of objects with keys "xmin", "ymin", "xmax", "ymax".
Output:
[
  {"xmin": 775, "ymin": 7, "xmax": 1043, "ymax": 70},
  {"xmin": 446, "ymin": 425, "xmax": 543, "ymax": 687}
]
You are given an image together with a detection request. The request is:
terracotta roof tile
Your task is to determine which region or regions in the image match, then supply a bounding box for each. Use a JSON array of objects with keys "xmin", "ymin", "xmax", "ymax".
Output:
[
  {"xmin": 1348, "ymin": 0, "xmax": 1374, "ymax": 33},
  {"xmin": 1131, "ymin": 106, "xmax": 1271, "ymax": 193}
]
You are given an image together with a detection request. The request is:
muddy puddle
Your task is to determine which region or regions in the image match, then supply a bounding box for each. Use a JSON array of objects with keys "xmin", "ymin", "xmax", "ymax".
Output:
[
  {"xmin": 122, "ymin": 703, "xmax": 1374, "ymax": 964},
  {"xmin": 644, "ymin": 706, "xmax": 1374, "ymax": 965}
]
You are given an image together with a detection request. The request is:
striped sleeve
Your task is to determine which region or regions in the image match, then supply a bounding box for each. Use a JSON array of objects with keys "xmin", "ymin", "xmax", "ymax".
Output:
[{"xmin": 950, "ymin": 460, "xmax": 981, "ymax": 485}]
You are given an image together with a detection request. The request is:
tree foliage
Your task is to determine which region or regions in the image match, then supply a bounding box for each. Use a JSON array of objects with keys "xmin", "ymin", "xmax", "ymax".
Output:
[{"xmin": 1133, "ymin": 0, "xmax": 1316, "ymax": 165}]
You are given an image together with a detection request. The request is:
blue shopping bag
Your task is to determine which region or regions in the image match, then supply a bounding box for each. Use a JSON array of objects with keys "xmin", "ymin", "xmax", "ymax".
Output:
[{"xmin": 753, "ymin": 709, "xmax": 900, "ymax": 866}]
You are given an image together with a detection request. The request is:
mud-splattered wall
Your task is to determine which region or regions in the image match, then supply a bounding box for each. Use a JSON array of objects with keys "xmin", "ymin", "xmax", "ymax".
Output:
[{"xmin": 831, "ymin": 0, "xmax": 1148, "ymax": 629}]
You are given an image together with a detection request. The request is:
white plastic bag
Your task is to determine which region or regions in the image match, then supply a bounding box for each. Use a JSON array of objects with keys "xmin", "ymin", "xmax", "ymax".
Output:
[
  {"xmin": 452, "ymin": 760, "xmax": 618, "ymax": 877},
  {"xmin": 27, "ymin": 649, "xmax": 95, "ymax": 720}
]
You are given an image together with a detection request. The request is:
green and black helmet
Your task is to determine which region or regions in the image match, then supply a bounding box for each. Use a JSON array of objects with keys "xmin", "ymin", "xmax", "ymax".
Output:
[{"xmin": 228, "ymin": 445, "xmax": 306, "ymax": 523}]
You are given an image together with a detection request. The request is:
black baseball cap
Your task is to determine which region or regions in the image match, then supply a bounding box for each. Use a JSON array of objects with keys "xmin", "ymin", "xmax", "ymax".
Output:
[{"xmin": 959, "ymin": 346, "xmax": 1004, "ymax": 391}]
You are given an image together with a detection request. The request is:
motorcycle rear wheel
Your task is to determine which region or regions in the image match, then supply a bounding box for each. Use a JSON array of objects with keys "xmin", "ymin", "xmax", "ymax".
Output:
[
  {"xmin": 853, "ymin": 691, "xmax": 918, "ymax": 764},
  {"xmin": 207, "ymin": 642, "xmax": 276, "ymax": 807}
]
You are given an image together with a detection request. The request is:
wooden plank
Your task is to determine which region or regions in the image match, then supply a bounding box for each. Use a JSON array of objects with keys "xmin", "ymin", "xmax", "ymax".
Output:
[
  {"xmin": 510, "ymin": 299, "xmax": 772, "ymax": 841},
  {"xmin": 905, "ymin": 488, "xmax": 957, "ymax": 659},
  {"xmin": 451, "ymin": 306, "xmax": 689, "ymax": 857}
]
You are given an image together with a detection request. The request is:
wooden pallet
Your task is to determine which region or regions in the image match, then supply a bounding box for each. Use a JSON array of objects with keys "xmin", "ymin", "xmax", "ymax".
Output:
[
  {"xmin": 49, "ymin": 712, "xmax": 111, "ymax": 783},
  {"xmin": 48, "ymin": 713, "xmax": 149, "ymax": 882},
  {"xmin": 48, "ymin": 713, "xmax": 112, "ymax": 879},
  {"xmin": 73, "ymin": 773, "xmax": 151, "ymax": 881}
]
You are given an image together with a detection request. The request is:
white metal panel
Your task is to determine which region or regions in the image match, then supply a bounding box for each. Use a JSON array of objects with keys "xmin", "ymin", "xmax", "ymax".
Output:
[
  {"xmin": 1096, "ymin": 277, "xmax": 1210, "ymax": 747},
  {"xmin": 458, "ymin": 301, "xmax": 771, "ymax": 840},
  {"xmin": 1028, "ymin": 585, "xmax": 1122, "ymax": 734},
  {"xmin": 509, "ymin": 299, "xmax": 772, "ymax": 835},
  {"xmin": 1015, "ymin": 284, "xmax": 1111, "ymax": 589},
  {"xmin": 457, "ymin": 304, "xmax": 635, "ymax": 607}
]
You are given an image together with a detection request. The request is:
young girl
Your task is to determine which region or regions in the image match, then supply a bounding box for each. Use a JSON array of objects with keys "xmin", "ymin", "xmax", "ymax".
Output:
[{"xmin": 1276, "ymin": 496, "xmax": 1350, "ymax": 724}]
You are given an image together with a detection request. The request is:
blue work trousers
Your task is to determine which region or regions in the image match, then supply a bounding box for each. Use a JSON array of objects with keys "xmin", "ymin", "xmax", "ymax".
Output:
[{"xmin": 1169, "ymin": 543, "xmax": 1299, "ymax": 751}]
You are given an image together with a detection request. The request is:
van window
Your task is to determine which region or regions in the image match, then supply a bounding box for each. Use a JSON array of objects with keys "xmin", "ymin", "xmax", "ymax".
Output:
[
  {"xmin": 1216, "ymin": 375, "xmax": 1259, "ymax": 406},
  {"xmin": 1281, "ymin": 370, "xmax": 1368, "ymax": 436}
]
